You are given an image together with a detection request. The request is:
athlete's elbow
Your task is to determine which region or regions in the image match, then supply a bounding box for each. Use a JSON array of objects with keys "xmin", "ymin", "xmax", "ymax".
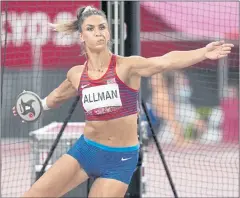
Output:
[
  {"xmin": 47, "ymin": 89, "xmax": 64, "ymax": 107},
  {"xmin": 158, "ymin": 58, "xmax": 173, "ymax": 71},
  {"xmin": 161, "ymin": 52, "xmax": 183, "ymax": 70},
  {"xmin": 52, "ymin": 89, "xmax": 63, "ymax": 101},
  {"xmin": 149, "ymin": 58, "xmax": 172, "ymax": 76}
]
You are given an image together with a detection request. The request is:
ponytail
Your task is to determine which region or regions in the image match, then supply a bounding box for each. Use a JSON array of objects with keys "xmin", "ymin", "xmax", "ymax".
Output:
[
  {"xmin": 49, "ymin": 20, "xmax": 78, "ymax": 34},
  {"xmin": 49, "ymin": 7, "xmax": 86, "ymax": 34}
]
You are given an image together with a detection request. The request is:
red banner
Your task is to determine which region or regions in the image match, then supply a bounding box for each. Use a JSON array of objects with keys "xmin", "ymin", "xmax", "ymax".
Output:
[{"xmin": 1, "ymin": 1, "xmax": 100, "ymax": 69}]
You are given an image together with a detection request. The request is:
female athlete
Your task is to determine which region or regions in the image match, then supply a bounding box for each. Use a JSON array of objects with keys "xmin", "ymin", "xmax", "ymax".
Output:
[{"xmin": 12, "ymin": 6, "xmax": 233, "ymax": 198}]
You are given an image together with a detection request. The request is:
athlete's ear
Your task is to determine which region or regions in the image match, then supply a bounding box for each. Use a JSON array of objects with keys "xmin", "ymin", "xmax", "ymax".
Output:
[
  {"xmin": 106, "ymin": 27, "xmax": 111, "ymax": 42},
  {"xmin": 79, "ymin": 33, "xmax": 84, "ymax": 42}
]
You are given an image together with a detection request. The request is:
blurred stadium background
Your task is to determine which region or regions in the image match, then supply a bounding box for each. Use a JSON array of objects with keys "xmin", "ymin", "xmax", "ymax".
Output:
[{"xmin": 1, "ymin": 1, "xmax": 239, "ymax": 197}]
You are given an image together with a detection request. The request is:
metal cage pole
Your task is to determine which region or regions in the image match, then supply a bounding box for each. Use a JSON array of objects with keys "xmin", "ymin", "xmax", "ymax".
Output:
[
  {"xmin": 218, "ymin": 57, "xmax": 229, "ymax": 99},
  {"xmin": 124, "ymin": 2, "xmax": 142, "ymax": 198},
  {"xmin": 119, "ymin": 2, "xmax": 125, "ymax": 56},
  {"xmin": 0, "ymin": 2, "xmax": 9, "ymax": 197},
  {"xmin": 110, "ymin": 1, "xmax": 125, "ymax": 56}
]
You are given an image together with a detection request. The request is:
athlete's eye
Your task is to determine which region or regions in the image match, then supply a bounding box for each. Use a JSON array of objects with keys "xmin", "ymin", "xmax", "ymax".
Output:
[
  {"xmin": 87, "ymin": 27, "xmax": 94, "ymax": 31},
  {"xmin": 99, "ymin": 25, "xmax": 106, "ymax": 30}
]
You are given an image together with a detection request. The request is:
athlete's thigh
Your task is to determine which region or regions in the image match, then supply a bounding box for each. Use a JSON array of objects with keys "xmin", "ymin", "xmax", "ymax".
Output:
[
  {"xmin": 88, "ymin": 178, "xmax": 129, "ymax": 198},
  {"xmin": 24, "ymin": 154, "xmax": 88, "ymax": 197}
]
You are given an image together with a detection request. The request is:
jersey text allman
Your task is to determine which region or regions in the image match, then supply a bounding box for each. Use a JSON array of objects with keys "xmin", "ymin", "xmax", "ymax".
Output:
[
  {"xmin": 82, "ymin": 84, "xmax": 122, "ymax": 112},
  {"xmin": 83, "ymin": 90, "xmax": 118, "ymax": 103}
]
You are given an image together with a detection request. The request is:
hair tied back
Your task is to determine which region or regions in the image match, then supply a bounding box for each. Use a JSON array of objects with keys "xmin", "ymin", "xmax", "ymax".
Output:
[{"xmin": 83, "ymin": 6, "xmax": 93, "ymax": 14}]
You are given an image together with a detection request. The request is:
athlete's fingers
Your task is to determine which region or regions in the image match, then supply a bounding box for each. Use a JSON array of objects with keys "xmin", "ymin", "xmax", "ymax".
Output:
[
  {"xmin": 223, "ymin": 43, "xmax": 234, "ymax": 48},
  {"xmin": 12, "ymin": 106, "xmax": 17, "ymax": 116},
  {"xmin": 211, "ymin": 40, "xmax": 225, "ymax": 47},
  {"xmin": 48, "ymin": 23, "xmax": 57, "ymax": 31}
]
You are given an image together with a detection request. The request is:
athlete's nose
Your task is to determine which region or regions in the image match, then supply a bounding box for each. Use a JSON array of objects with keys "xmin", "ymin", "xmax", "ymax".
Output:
[{"xmin": 94, "ymin": 29, "xmax": 102, "ymax": 37}]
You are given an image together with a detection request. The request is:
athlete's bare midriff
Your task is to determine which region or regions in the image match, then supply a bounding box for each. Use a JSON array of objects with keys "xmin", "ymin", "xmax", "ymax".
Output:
[
  {"xmin": 84, "ymin": 114, "xmax": 139, "ymax": 147},
  {"xmin": 71, "ymin": 56, "xmax": 140, "ymax": 147}
]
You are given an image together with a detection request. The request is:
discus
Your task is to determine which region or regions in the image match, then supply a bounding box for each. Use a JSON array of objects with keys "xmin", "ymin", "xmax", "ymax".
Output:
[{"xmin": 15, "ymin": 90, "xmax": 43, "ymax": 122}]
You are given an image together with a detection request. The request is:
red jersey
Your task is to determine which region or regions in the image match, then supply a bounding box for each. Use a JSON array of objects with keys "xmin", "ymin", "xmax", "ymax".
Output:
[{"xmin": 78, "ymin": 54, "xmax": 139, "ymax": 121}]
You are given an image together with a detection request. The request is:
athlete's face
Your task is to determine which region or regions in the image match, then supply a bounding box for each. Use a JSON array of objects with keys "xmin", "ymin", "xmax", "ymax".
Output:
[{"xmin": 80, "ymin": 15, "xmax": 110, "ymax": 52}]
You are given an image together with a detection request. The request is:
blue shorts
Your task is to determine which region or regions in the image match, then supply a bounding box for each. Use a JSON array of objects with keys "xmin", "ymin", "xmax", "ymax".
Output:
[{"xmin": 67, "ymin": 135, "xmax": 139, "ymax": 184}]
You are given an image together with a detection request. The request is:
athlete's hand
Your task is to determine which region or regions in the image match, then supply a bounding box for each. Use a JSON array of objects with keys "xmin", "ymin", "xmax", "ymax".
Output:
[
  {"xmin": 48, "ymin": 23, "xmax": 57, "ymax": 31},
  {"xmin": 12, "ymin": 90, "xmax": 43, "ymax": 123},
  {"xmin": 205, "ymin": 40, "xmax": 234, "ymax": 60},
  {"xmin": 12, "ymin": 106, "xmax": 25, "ymax": 123},
  {"xmin": 12, "ymin": 106, "xmax": 17, "ymax": 116}
]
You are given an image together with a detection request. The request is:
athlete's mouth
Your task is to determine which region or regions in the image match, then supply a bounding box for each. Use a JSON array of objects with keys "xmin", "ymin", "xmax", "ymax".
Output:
[{"xmin": 97, "ymin": 39, "xmax": 105, "ymax": 43}]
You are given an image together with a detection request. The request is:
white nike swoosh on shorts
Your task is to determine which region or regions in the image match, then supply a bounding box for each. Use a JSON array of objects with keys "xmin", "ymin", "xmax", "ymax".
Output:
[{"xmin": 121, "ymin": 157, "xmax": 132, "ymax": 161}]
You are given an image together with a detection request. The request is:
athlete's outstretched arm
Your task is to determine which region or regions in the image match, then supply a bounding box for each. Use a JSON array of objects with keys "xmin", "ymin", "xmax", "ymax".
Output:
[{"xmin": 128, "ymin": 41, "xmax": 233, "ymax": 77}]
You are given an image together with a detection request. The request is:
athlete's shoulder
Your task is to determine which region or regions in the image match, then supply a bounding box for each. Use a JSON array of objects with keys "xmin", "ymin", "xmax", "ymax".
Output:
[
  {"xmin": 66, "ymin": 65, "xmax": 85, "ymax": 90},
  {"xmin": 67, "ymin": 65, "xmax": 85, "ymax": 78},
  {"xmin": 115, "ymin": 55, "xmax": 130, "ymax": 62},
  {"xmin": 116, "ymin": 55, "xmax": 143, "ymax": 66},
  {"xmin": 115, "ymin": 55, "xmax": 134, "ymax": 68},
  {"xmin": 68, "ymin": 65, "xmax": 85, "ymax": 74},
  {"xmin": 67, "ymin": 65, "xmax": 85, "ymax": 83}
]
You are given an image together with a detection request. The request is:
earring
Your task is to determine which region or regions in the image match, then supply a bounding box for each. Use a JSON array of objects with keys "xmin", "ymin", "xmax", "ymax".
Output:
[
  {"xmin": 107, "ymin": 40, "xmax": 112, "ymax": 50},
  {"xmin": 79, "ymin": 42, "xmax": 86, "ymax": 57}
]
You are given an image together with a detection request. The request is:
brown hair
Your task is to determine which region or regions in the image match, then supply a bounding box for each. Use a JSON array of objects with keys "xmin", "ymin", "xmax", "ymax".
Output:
[
  {"xmin": 52, "ymin": 6, "xmax": 107, "ymax": 34},
  {"xmin": 51, "ymin": 6, "xmax": 111, "ymax": 55}
]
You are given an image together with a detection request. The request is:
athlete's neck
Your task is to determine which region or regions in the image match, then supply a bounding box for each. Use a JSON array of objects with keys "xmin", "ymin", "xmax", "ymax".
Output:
[{"xmin": 86, "ymin": 49, "xmax": 112, "ymax": 71}]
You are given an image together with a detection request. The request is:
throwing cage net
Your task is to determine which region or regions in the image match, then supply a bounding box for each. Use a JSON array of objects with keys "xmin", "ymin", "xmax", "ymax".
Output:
[
  {"xmin": 1, "ymin": 1, "xmax": 239, "ymax": 198},
  {"xmin": 140, "ymin": 2, "xmax": 239, "ymax": 198}
]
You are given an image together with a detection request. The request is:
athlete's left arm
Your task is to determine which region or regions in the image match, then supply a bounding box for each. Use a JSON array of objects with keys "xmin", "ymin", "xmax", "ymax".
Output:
[{"xmin": 128, "ymin": 41, "xmax": 234, "ymax": 77}]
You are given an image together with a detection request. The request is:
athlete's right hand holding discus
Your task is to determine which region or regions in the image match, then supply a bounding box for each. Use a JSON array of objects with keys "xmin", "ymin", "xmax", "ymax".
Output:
[
  {"xmin": 12, "ymin": 90, "xmax": 46, "ymax": 123},
  {"xmin": 11, "ymin": 5, "xmax": 234, "ymax": 198},
  {"xmin": 12, "ymin": 67, "xmax": 81, "ymax": 123}
]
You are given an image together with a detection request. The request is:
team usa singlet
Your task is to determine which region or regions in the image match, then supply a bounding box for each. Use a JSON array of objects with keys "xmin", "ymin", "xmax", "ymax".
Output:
[{"xmin": 78, "ymin": 54, "xmax": 139, "ymax": 121}]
